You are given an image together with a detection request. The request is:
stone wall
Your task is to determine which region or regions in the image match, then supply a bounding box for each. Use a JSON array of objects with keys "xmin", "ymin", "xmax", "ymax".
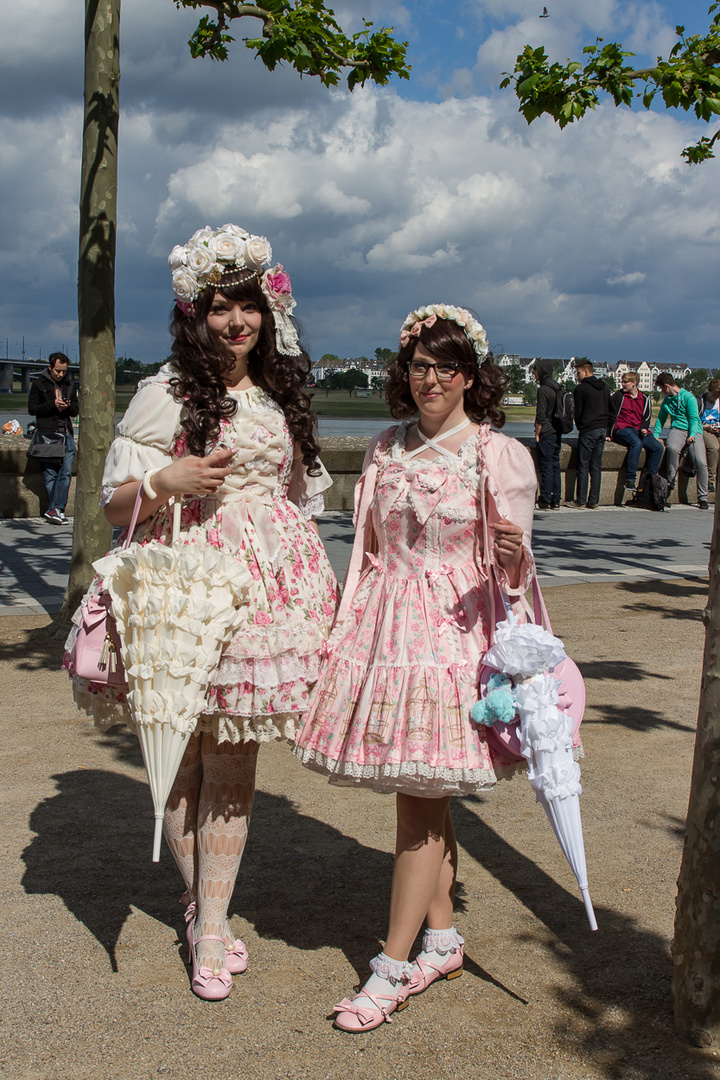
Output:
[
  {"xmin": 0, "ymin": 432, "xmax": 711, "ymax": 517},
  {"xmin": 318, "ymin": 435, "xmax": 712, "ymax": 510}
]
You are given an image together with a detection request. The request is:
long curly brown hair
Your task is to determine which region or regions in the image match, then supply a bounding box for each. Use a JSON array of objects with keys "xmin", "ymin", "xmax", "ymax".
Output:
[
  {"xmin": 168, "ymin": 271, "xmax": 321, "ymax": 473},
  {"xmin": 385, "ymin": 316, "xmax": 508, "ymax": 428}
]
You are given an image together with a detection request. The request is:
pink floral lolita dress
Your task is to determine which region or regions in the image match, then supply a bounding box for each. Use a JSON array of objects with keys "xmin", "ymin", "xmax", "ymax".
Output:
[
  {"xmin": 66, "ymin": 366, "xmax": 338, "ymax": 745},
  {"xmin": 294, "ymin": 422, "xmax": 537, "ymax": 796}
]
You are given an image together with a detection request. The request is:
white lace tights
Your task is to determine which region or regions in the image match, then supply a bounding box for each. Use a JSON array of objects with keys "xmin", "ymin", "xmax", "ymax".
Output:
[{"xmin": 163, "ymin": 732, "xmax": 259, "ymax": 974}]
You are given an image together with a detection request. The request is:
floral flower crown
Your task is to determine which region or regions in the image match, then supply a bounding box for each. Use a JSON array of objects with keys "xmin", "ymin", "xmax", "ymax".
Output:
[
  {"xmin": 168, "ymin": 224, "xmax": 300, "ymax": 356},
  {"xmin": 399, "ymin": 304, "xmax": 489, "ymax": 362}
]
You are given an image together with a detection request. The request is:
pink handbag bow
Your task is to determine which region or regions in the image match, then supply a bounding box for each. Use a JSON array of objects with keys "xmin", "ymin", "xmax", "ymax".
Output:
[{"xmin": 399, "ymin": 313, "xmax": 437, "ymax": 347}]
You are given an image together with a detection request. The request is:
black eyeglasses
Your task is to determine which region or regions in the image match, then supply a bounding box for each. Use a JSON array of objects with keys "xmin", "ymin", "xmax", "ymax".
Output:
[{"xmin": 407, "ymin": 360, "xmax": 461, "ymax": 380}]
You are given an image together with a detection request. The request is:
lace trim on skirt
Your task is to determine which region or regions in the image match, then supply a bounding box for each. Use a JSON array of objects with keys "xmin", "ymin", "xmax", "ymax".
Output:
[
  {"xmin": 72, "ymin": 680, "xmax": 303, "ymax": 745},
  {"xmin": 294, "ymin": 745, "xmax": 523, "ymax": 797}
]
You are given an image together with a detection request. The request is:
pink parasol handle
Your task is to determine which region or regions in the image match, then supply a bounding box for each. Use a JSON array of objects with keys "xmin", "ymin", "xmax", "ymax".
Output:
[
  {"xmin": 123, "ymin": 485, "xmax": 146, "ymax": 550},
  {"xmin": 531, "ymin": 573, "xmax": 553, "ymax": 634}
]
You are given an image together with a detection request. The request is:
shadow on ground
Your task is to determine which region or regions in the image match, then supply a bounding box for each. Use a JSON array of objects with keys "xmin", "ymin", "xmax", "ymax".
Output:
[
  {"xmin": 0, "ymin": 620, "xmax": 65, "ymax": 668},
  {"xmin": 577, "ymin": 660, "xmax": 672, "ymax": 683},
  {"xmin": 453, "ymin": 797, "xmax": 712, "ymax": 1080},
  {"xmin": 20, "ymin": 759, "xmax": 414, "ymax": 981},
  {"xmin": 584, "ymin": 703, "xmax": 696, "ymax": 735},
  {"xmin": 19, "ymin": 752, "xmax": 713, "ymax": 1079},
  {"xmin": 533, "ymin": 527, "xmax": 699, "ymax": 577},
  {"xmin": 617, "ymin": 577, "xmax": 707, "ymax": 623}
]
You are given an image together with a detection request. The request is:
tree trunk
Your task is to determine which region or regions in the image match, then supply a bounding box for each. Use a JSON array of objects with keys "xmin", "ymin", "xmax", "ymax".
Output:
[
  {"xmin": 673, "ymin": 494, "xmax": 720, "ymax": 1045},
  {"xmin": 54, "ymin": 0, "xmax": 120, "ymax": 634}
]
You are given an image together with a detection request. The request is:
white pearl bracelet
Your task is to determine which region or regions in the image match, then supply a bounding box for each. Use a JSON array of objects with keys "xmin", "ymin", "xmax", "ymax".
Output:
[{"xmin": 142, "ymin": 469, "xmax": 160, "ymax": 500}]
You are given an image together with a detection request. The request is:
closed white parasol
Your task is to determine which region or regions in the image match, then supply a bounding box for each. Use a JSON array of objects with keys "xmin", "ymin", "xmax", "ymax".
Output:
[
  {"xmin": 480, "ymin": 583, "xmax": 598, "ymax": 931},
  {"xmin": 95, "ymin": 499, "xmax": 251, "ymax": 860}
]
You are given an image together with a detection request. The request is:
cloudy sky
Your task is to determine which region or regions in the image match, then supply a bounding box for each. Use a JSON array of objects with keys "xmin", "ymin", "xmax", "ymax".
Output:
[{"xmin": 1, "ymin": 0, "xmax": 717, "ymax": 367}]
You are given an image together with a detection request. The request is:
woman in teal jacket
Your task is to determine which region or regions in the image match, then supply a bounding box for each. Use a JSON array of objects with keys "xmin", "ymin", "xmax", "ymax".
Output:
[{"xmin": 653, "ymin": 373, "xmax": 709, "ymax": 508}]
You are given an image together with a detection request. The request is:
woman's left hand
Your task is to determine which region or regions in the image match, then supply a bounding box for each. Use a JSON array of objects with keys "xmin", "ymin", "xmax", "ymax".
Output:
[{"xmin": 491, "ymin": 518, "xmax": 524, "ymax": 569}]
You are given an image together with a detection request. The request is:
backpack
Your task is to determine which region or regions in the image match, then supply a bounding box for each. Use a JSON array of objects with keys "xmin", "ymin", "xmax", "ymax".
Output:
[
  {"xmin": 553, "ymin": 388, "xmax": 575, "ymax": 434},
  {"xmin": 630, "ymin": 469, "xmax": 669, "ymax": 512}
]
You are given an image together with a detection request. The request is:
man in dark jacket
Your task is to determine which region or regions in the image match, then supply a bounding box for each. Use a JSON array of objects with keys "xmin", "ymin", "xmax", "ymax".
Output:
[
  {"xmin": 533, "ymin": 358, "xmax": 563, "ymax": 510},
  {"xmin": 28, "ymin": 352, "xmax": 78, "ymax": 524},
  {"xmin": 608, "ymin": 371, "xmax": 664, "ymax": 492},
  {"xmin": 572, "ymin": 360, "xmax": 611, "ymax": 509}
]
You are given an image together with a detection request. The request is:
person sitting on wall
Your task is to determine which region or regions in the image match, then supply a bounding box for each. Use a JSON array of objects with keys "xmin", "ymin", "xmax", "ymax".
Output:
[
  {"xmin": 698, "ymin": 378, "xmax": 720, "ymax": 494},
  {"xmin": 608, "ymin": 372, "xmax": 664, "ymax": 493},
  {"xmin": 27, "ymin": 351, "xmax": 78, "ymax": 524},
  {"xmin": 653, "ymin": 373, "xmax": 709, "ymax": 510}
]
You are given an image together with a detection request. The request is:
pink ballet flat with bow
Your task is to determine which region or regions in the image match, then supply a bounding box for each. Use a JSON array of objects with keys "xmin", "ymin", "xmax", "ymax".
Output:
[
  {"xmin": 189, "ymin": 933, "xmax": 233, "ymax": 1001},
  {"xmin": 224, "ymin": 938, "xmax": 249, "ymax": 975},
  {"xmin": 405, "ymin": 948, "xmax": 464, "ymax": 997},
  {"xmin": 183, "ymin": 897, "xmax": 248, "ymax": 975},
  {"xmin": 333, "ymin": 989, "xmax": 409, "ymax": 1033}
]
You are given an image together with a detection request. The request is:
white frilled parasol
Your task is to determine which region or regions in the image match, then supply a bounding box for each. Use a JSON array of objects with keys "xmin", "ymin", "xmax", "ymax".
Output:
[
  {"xmin": 482, "ymin": 610, "xmax": 598, "ymax": 931},
  {"xmin": 94, "ymin": 501, "xmax": 251, "ymax": 861}
]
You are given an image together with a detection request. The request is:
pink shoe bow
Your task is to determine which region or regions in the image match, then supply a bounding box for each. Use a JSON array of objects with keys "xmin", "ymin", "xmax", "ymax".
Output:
[{"xmin": 333, "ymin": 996, "xmax": 395, "ymax": 1028}]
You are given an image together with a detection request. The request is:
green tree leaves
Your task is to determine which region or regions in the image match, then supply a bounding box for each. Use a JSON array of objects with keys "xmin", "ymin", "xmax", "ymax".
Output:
[
  {"xmin": 501, "ymin": 3, "xmax": 720, "ymax": 163},
  {"xmin": 176, "ymin": 1, "xmax": 410, "ymax": 88}
]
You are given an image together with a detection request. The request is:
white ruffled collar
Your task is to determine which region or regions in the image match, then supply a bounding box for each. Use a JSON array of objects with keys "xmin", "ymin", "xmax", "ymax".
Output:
[
  {"xmin": 141, "ymin": 365, "xmax": 278, "ymax": 413},
  {"xmin": 225, "ymin": 383, "xmax": 276, "ymax": 406}
]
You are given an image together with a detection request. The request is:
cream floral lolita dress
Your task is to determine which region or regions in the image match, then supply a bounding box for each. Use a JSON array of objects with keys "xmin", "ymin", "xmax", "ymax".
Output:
[{"xmin": 66, "ymin": 365, "xmax": 338, "ymax": 744}]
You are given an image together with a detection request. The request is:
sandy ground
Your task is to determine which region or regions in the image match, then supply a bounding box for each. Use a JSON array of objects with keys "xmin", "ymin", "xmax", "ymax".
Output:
[{"xmin": 1, "ymin": 578, "xmax": 717, "ymax": 1080}]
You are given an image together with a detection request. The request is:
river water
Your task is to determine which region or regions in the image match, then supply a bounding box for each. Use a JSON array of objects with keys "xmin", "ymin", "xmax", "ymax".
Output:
[{"xmin": 2, "ymin": 410, "xmax": 544, "ymax": 441}]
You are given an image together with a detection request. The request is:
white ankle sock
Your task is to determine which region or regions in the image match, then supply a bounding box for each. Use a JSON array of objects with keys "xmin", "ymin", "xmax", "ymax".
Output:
[
  {"xmin": 415, "ymin": 926, "xmax": 464, "ymax": 970},
  {"xmin": 351, "ymin": 952, "xmax": 414, "ymax": 1011}
]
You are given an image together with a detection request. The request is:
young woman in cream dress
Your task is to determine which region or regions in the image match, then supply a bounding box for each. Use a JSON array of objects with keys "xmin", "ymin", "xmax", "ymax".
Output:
[{"xmin": 68, "ymin": 225, "xmax": 337, "ymax": 1000}]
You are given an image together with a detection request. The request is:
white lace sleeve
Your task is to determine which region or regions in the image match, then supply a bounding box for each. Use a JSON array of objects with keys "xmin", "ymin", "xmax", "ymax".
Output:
[
  {"xmin": 287, "ymin": 456, "xmax": 333, "ymax": 518},
  {"xmin": 101, "ymin": 369, "xmax": 183, "ymax": 506},
  {"xmin": 300, "ymin": 492, "xmax": 325, "ymax": 519}
]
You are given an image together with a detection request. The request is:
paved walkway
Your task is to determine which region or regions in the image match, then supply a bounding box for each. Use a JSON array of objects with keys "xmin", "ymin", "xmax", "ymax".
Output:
[{"xmin": 0, "ymin": 504, "xmax": 712, "ymax": 616}]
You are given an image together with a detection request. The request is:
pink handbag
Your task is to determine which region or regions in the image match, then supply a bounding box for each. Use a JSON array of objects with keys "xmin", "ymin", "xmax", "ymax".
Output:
[
  {"xmin": 73, "ymin": 591, "xmax": 127, "ymax": 686},
  {"xmin": 479, "ymin": 574, "xmax": 586, "ymax": 765},
  {"xmin": 71, "ymin": 486, "xmax": 146, "ymax": 687}
]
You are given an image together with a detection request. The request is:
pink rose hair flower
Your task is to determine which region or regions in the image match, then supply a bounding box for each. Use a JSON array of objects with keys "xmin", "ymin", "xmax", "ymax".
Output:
[{"xmin": 265, "ymin": 264, "xmax": 292, "ymax": 298}]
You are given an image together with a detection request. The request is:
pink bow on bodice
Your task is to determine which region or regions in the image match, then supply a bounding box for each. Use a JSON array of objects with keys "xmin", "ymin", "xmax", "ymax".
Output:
[{"xmin": 375, "ymin": 459, "xmax": 466, "ymax": 526}]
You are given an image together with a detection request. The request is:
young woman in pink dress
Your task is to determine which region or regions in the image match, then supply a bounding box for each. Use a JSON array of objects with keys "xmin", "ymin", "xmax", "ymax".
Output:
[{"xmin": 294, "ymin": 304, "xmax": 537, "ymax": 1031}]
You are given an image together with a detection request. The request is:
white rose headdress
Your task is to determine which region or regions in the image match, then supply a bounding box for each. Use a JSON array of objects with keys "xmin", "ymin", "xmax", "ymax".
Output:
[
  {"xmin": 399, "ymin": 303, "xmax": 489, "ymax": 362},
  {"xmin": 169, "ymin": 224, "xmax": 301, "ymax": 356}
]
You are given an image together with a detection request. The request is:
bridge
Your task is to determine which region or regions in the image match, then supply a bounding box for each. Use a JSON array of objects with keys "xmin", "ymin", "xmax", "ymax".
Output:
[{"xmin": 0, "ymin": 360, "xmax": 80, "ymax": 394}]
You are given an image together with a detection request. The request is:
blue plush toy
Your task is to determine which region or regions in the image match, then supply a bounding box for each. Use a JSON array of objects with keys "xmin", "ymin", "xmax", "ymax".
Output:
[{"xmin": 470, "ymin": 672, "xmax": 517, "ymax": 727}]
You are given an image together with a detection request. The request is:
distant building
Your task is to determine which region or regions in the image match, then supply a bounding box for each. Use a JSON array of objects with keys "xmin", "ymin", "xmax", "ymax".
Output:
[
  {"xmin": 310, "ymin": 357, "xmax": 385, "ymax": 384},
  {"xmin": 614, "ymin": 360, "xmax": 691, "ymax": 392},
  {"xmin": 312, "ymin": 352, "xmax": 695, "ymax": 391}
]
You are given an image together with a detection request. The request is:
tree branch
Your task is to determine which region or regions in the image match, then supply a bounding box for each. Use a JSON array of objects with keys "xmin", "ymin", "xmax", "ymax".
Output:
[
  {"xmin": 176, "ymin": 0, "xmax": 409, "ymax": 85},
  {"xmin": 501, "ymin": 7, "xmax": 720, "ymax": 164}
]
